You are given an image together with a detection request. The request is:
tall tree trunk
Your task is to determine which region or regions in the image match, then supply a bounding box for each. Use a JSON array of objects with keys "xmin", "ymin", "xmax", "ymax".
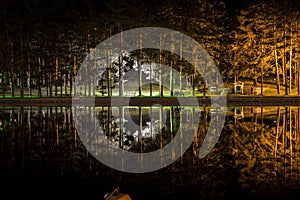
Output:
[
  {"xmin": 138, "ymin": 33, "xmax": 143, "ymax": 96},
  {"xmin": 63, "ymin": 58, "xmax": 67, "ymax": 96},
  {"xmin": 192, "ymin": 45, "xmax": 196, "ymax": 96},
  {"xmin": 37, "ymin": 55, "xmax": 42, "ymax": 97},
  {"xmin": 159, "ymin": 34, "xmax": 163, "ymax": 97},
  {"xmin": 150, "ymin": 61, "xmax": 152, "ymax": 96},
  {"xmin": 274, "ymin": 21, "xmax": 280, "ymax": 94},
  {"xmin": 1, "ymin": 52, "xmax": 4, "ymax": 97},
  {"xmin": 261, "ymin": 60, "xmax": 263, "ymax": 96},
  {"xmin": 234, "ymin": 68, "xmax": 237, "ymax": 93},
  {"xmin": 204, "ymin": 0, "xmax": 208, "ymax": 97},
  {"xmin": 20, "ymin": 29, "xmax": 24, "ymax": 97},
  {"xmin": 27, "ymin": 53, "xmax": 31, "ymax": 96},
  {"xmin": 69, "ymin": 73, "xmax": 73, "ymax": 96},
  {"xmin": 10, "ymin": 41, "xmax": 14, "ymax": 97},
  {"xmin": 170, "ymin": 62, "xmax": 173, "ymax": 96},
  {"xmin": 49, "ymin": 71, "xmax": 52, "ymax": 97},
  {"xmin": 86, "ymin": 26, "xmax": 90, "ymax": 55},
  {"xmin": 60, "ymin": 55, "xmax": 63, "ymax": 97},
  {"xmin": 170, "ymin": 9, "xmax": 174, "ymax": 97},
  {"xmin": 261, "ymin": 33, "xmax": 265, "ymax": 96},
  {"xmin": 73, "ymin": 36, "xmax": 77, "ymax": 95},
  {"xmin": 92, "ymin": 45, "xmax": 96, "ymax": 96},
  {"xmin": 179, "ymin": 34, "xmax": 183, "ymax": 94},
  {"xmin": 282, "ymin": 49, "xmax": 286, "ymax": 86},
  {"xmin": 107, "ymin": 55, "xmax": 111, "ymax": 96},
  {"xmin": 284, "ymin": 25, "xmax": 288, "ymax": 95},
  {"xmin": 289, "ymin": 23, "xmax": 293, "ymax": 94},
  {"xmin": 108, "ymin": 29, "xmax": 112, "ymax": 96},
  {"xmin": 55, "ymin": 55, "xmax": 58, "ymax": 96},
  {"xmin": 297, "ymin": 22, "xmax": 300, "ymax": 95},
  {"xmin": 119, "ymin": 27, "xmax": 123, "ymax": 97},
  {"xmin": 170, "ymin": 34, "xmax": 174, "ymax": 96}
]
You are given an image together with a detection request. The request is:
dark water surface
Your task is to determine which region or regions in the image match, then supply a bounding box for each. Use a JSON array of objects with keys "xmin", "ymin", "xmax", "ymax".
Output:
[{"xmin": 1, "ymin": 106, "xmax": 300, "ymax": 200}]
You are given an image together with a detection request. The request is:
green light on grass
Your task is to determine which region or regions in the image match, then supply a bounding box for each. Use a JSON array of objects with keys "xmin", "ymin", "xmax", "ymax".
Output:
[{"xmin": 0, "ymin": 95, "xmax": 40, "ymax": 98}]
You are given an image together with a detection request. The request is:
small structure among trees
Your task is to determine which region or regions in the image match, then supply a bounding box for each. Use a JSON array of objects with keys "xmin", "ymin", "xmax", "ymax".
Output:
[{"xmin": 234, "ymin": 81, "xmax": 244, "ymax": 94}]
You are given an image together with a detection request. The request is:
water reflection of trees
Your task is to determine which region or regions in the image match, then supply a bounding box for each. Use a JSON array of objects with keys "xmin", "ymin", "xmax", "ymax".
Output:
[
  {"xmin": 95, "ymin": 106, "xmax": 203, "ymax": 155},
  {"xmin": 224, "ymin": 106, "xmax": 300, "ymax": 198},
  {"xmin": 0, "ymin": 106, "xmax": 90, "ymax": 176},
  {"xmin": 0, "ymin": 106, "xmax": 204, "ymax": 175},
  {"xmin": 2, "ymin": 106, "xmax": 300, "ymax": 199}
]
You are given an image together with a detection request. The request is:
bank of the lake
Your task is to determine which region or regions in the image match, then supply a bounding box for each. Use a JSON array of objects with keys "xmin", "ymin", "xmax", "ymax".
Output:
[{"xmin": 1, "ymin": 96, "xmax": 300, "ymax": 106}]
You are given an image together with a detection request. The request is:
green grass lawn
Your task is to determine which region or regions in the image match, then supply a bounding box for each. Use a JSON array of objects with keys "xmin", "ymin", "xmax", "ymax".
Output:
[{"xmin": 1, "ymin": 79, "xmax": 300, "ymax": 98}]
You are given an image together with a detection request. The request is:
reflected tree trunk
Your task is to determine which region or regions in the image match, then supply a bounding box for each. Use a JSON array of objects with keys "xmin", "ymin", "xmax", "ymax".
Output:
[
  {"xmin": 20, "ymin": 107, "xmax": 24, "ymax": 168},
  {"xmin": 139, "ymin": 107, "xmax": 143, "ymax": 167},
  {"xmin": 254, "ymin": 111, "xmax": 257, "ymax": 132},
  {"xmin": 261, "ymin": 107, "xmax": 263, "ymax": 132},
  {"xmin": 275, "ymin": 107, "xmax": 281, "ymax": 158},
  {"xmin": 28, "ymin": 107, "xmax": 32, "ymax": 168},
  {"xmin": 284, "ymin": 107, "xmax": 287, "ymax": 181},
  {"xmin": 289, "ymin": 107, "xmax": 292, "ymax": 171},
  {"xmin": 204, "ymin": 106, "xmax": 208, "ymax": 131},
  {"xmin": 298, "ymin": 108, "xmax": 300, "ymax": 170},
  {"xmin": 10, "ymin": 108, "xmax": 15, "ymax": 169},
  {"xmin": 160, "ymin": 106, "xmax": 163, "ymax": 166},
  {"xmin": 119, "ymin": 107, "xmax": 124, "ymax": 149}
]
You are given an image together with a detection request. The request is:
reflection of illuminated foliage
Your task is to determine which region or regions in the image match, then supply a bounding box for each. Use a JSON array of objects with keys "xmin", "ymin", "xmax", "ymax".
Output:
[
  {"xmin": 96, "ymin": 107, "xmax": 182, "ymax": 153},
  {"xmin": 3, "ymin": 106, "xmax": 300, "ymax": 199},
  {"xmin": 224, "ymin": 110, "xmax": 300, "ymax": 198}
]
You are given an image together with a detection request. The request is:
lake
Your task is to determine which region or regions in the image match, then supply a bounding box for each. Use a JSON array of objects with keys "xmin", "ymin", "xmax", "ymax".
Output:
[{"xmin": 1, "ymin": 106, "xmax": 300, "ymax": 200}]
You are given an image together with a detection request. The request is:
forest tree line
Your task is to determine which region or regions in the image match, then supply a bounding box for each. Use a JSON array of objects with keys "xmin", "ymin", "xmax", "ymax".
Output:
[{"xmin": 0, "ymin": 0, "xmax": 300, "ymax": 96}]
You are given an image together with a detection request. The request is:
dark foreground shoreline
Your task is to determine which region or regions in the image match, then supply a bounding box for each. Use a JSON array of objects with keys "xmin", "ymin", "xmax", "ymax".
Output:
[{"xmin": 1, "ymin": 96, "xmax": 300, "ymax": 106}]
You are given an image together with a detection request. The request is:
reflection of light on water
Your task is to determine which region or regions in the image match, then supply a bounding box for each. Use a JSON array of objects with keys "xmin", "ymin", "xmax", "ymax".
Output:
[
  {"xmin": 95, "ymin": 106, "xmax": 207, "ymax": 154},
  {"xmin": 96, "ymin": 106, "xmax": 197, "ymax": 152},
  {"xmin": 3, "ymin": 106, "xmax": 300, "ymax": 197},
  {"xmin": 131, "ymin": 120, "xmax": 159, "ymax": 142}
]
